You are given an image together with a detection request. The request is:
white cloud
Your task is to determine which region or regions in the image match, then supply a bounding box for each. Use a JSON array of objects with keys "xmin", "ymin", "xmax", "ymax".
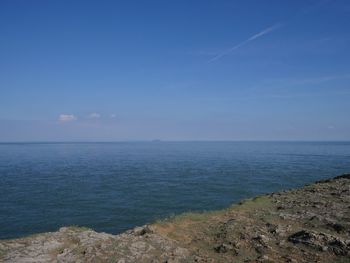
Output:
[
  {"xmin": 110, "ymin": 114, "xmax": 117, "ymax": 118},
  {"xmin": 88, "ymin": 112, "xmax": 101, "ymax": 119},
  {"xmin": 58, "ymin": 114, "xmax": 77, "ymax": 122}
]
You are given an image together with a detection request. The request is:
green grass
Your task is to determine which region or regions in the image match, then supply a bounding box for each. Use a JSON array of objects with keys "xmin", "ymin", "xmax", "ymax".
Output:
[
  {"xmin": 66, "ymin": 225, "xmax": 92, "ymax": 232},
  {"xmin": 154, "ymin": 211, "xmax": 212, "ymax": 226},
  {"xmin": 0, "ymin": 248, "xmax": 7, "ymax": 259},
  {"xmin": 154, "ymin": 194, "xmax": 273, "ymax": 227},
  {"xmin": 231, "ymin": 195, "xmax": 272, "ymax": 211},
  {"xmin": 172, "ymin": 212, "xmax": 212, "ymax": 222}
]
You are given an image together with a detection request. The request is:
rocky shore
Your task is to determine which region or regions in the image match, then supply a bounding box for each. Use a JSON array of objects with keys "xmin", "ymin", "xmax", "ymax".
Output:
[{"xmin": 1, "ymin": 174, "xmax": 349, "ymax": 263}]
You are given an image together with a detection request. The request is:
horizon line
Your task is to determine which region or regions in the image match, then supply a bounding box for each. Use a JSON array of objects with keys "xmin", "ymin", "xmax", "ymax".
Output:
[{"xmin": 1, "ymin": 140, "xmax": 350, "ymax": 144}]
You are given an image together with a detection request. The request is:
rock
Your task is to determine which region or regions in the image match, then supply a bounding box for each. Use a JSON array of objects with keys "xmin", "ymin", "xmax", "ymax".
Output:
[
  {"xmin": 285, "ymin": 257, "xmax": 298, "ymax": 263},
  {"xmin": 258, "ymin": 254, "xmax": 272, "ymax": 262},
  {"xmin": 214, "ymin": 243, "xmax": 234, "ymax": 253},
  {"xmin": 327, "ymin": 222, "xmax": 346, "ymax": 233},
  {"xmin": 288, "ymin": 230, "xmax": 319, "ymax": 245},
  {"xmin": 288, "ymin": 230, "xmax": 349, "ymax": 256},
  {"xmin": 328, "ymin": 239, "xmax": 349, "ymax": 256},
  {"xmin": 133, "ymin": 225, "xmax": 153, "ymax": 236},
  {"xmin": 254, "ymin": 234, "xmax": 270, "ymax": 247},
  {"xmin": 255, "ymin": 244, "xmax": 265, "ymax": 254}
]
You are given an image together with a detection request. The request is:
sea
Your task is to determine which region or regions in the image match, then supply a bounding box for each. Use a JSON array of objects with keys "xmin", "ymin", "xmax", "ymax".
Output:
[{"xmin": 0, "ymin": 141, "xmax": 349, "ymax": 239}]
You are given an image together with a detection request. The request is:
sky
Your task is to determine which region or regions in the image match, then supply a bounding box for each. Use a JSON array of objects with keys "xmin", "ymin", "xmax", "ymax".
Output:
[{"xmin": 0, "ymin": 0, "xmax": 350, "ymax": 141}]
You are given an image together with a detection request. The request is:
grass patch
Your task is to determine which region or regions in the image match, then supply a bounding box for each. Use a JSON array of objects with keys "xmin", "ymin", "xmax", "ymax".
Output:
[
  {"xmin": 66, "ymin": 226, "xmax": 92, "ymax": 232},
  {"xmin": 172, "ymin": 212, "xmax": 211, "ymax": 222},
  {"xmin": 154, "ymin": 208, "xmax": 230, "ymax": 226},
  {"xmin": 231, "ymin": 195, "xmax": 272, "ymax": 211},
  {"xmin": 153, "ymin": 211, "xmax": 211, "ymax": 228},
  {"xmin": 0, "ymin": 248, "xmax": 7, "ymax": 259},
  {"xmin": 154, "ymin": 195, "xmax": 272, "ymax": 227}
]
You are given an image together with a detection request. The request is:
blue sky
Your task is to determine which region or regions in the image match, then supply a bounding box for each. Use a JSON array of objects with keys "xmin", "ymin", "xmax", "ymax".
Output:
[{"xmin": 0, "ymin": 0, "xmax": 349, "ymax": 141}]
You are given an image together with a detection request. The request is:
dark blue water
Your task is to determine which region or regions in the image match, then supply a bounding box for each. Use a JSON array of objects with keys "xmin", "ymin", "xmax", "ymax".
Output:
[{"xmin": 0, "ymin": 141, "xmax": 349, "ymax": 239}]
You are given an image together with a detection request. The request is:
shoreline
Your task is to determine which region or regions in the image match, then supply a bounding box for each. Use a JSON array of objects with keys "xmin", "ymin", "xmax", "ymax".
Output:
[{"xmin": 1, "ymin": 173, "xmax": 349, "ymax": 262}]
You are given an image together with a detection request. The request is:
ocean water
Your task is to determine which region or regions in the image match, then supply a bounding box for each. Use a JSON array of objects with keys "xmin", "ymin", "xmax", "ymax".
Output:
[{"xmin": 0, "ymin": 141, "xmax": 349, "ymax": 239}]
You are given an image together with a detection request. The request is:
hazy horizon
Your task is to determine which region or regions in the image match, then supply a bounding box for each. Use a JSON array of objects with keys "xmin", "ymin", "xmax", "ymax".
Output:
[{"xmin": 1, "ymin": 140, "xmax": 350, "ymax": 144}]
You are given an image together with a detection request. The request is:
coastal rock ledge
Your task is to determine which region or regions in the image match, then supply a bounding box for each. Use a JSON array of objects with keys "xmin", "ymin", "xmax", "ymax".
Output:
[{"xmin": 1, "ymin": 174, "xmax": 350, "ymax": 263}]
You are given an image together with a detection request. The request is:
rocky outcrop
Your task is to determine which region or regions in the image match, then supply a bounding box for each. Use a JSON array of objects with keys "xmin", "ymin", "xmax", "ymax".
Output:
[
  {"xmin": 0, "ymin": 226, "xmax": 190, "ymax": 263},
  {"xmin": 288, "ymin": 230, "xmax": 350, "ymax": 256},
  {"xmin": 1, "ymin": 174, "xmax": 349, "ymax": 262}
]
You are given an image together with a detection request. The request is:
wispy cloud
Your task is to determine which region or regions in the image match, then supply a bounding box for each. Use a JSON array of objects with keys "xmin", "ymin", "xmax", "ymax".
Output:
[
  {"xmin": 208, "ymin": 23, "xmax": 282, "ymax": 62},
  {"xmin": 58, "ymin": 114, "xmax": 77, "ymax": 122},
  {"xmin": 88, "ymin": 112, "xmax": 101, "ymax": 119}
]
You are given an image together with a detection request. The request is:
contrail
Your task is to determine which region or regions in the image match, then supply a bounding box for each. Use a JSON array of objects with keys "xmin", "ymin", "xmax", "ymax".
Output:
[{"xmin": 208, "ymin": 23, "xmax": 282, "ymax": 62}]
